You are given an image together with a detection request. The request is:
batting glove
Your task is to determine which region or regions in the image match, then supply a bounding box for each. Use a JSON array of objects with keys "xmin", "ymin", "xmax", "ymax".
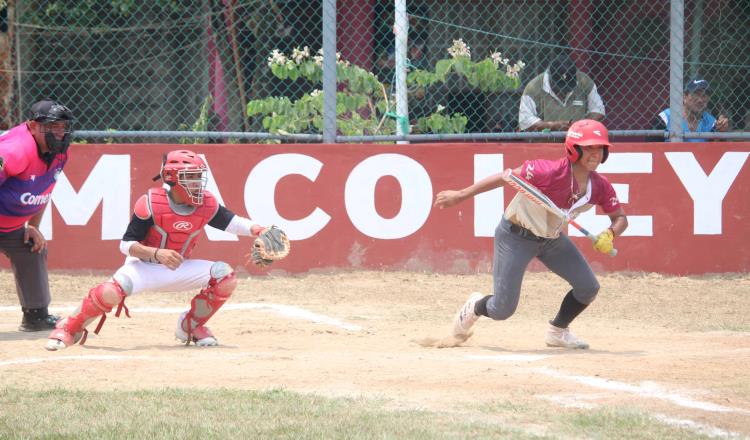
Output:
[{"xmin": 593, "ymin": 229, "xmax": 615, "ymax": 255}]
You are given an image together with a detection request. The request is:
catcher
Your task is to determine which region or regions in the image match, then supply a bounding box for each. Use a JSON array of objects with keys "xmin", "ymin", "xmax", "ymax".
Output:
[{"xmin": 46, "ymin": 149, "xmax": 289, "ymax": 350}]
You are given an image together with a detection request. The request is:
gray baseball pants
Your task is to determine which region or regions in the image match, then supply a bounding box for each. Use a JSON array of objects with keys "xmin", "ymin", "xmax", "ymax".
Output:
[
  {"xmin": 487, "ymin": 217, "xmax": 600, "ymax": 320},
  {"xmin": 0, "ymin": 227, "xmax": 51, "ymax": 309}
]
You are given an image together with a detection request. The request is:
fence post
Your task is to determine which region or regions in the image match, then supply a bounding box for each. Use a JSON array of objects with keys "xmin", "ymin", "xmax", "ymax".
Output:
[
  {"xmin": 669, "ymin": 0, "xmax": 685, "ymax": 142},
  {"xmin": 322, "ymin": 0, "xmax": 337, "ymax": 143},
  {"xmin": 394, "ymin": 0, "xmax": 409, "ymax": 143}
]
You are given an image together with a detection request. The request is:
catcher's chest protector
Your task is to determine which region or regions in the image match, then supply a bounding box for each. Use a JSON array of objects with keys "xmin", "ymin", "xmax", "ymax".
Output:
[{"xmin": 141, "ymin": 188, "xmax": 218, "ymax": 257}]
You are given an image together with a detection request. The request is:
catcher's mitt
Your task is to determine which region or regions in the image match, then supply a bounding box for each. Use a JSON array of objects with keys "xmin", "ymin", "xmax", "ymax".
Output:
[{"xmin": 250, "ymin": 226, "xmax": 291, "ymax": 267}]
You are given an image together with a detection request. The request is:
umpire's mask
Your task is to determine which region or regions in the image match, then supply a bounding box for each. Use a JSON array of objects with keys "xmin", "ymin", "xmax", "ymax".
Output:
[{"xmin": 30, "ymin": 99, "xmax": 75, "ymax": 156}]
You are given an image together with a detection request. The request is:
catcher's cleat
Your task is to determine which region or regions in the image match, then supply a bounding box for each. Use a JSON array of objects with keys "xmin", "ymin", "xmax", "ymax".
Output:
[
  {"xmin": 545, "ymin": 324, "xmax": 589, "ymax": 349},
  {"xmin": 452, "ymin": 292, "xmax": 484, "ymax": 339},
  {"xmin": 19, "ymin": 313, "xmax": 59, "ymax": 332},
  {"xmin": 45, "ymin": 319, "xmax": 81, "ymax": 351},
  {"xmin": 175, "ymin": 313, "xmax": 218, "ymax": 347}
]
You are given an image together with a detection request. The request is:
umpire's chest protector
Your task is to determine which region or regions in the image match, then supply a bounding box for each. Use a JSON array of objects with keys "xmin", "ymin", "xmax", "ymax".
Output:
[{"xmin": 139, "ymin": 187, "xmax": 218, "ymax": 257}]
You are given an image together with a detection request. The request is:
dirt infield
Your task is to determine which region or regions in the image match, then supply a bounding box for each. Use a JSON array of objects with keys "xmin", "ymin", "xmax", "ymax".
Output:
[{"xmin": 1, "ymin": 270, "xmax": 749, "ymax": 437}]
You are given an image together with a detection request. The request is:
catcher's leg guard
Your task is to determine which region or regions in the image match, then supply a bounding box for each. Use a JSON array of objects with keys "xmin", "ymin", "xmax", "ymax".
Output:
[
  {"xmin": 45, "ymin": 277, "xmax": 131, "ymax": 351},
  {"xmin": 176, "ymin": 262, "xmax": 236, "ymax": 346}
]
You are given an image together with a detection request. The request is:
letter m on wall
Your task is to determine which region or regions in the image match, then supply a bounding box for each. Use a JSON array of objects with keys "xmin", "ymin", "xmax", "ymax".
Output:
[{"xmin": 40, "ymin": 155, "xmax": 131, "ymax": 240}]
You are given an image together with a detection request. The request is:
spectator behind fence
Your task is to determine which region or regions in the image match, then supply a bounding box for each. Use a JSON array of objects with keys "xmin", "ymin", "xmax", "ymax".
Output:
[
  {"xmin": 649, "ymin": 78, "xmax": 730, "ymax": 142},
  {"xmin": 0, "ymin": 99, "xmax": 74, "ymax": 332},
  {"xmin": 518, "ymin": 53, "xmax": 605, "ymax": 132}
]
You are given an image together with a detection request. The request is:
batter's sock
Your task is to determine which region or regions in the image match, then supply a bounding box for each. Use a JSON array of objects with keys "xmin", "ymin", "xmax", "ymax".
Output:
[
  {"xmin": 550, "ymin": 290, "xmax": 588, "ymax": 328},
  {"xmin": 473, "ymin": 295, "xmax": 492, "ymax": 317}
]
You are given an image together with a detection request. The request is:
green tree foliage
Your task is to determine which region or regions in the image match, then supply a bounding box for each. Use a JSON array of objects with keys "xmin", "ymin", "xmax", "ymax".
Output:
[{"xmin": 248, "ymin": 40, "xmax": 524, "ymax": 138}]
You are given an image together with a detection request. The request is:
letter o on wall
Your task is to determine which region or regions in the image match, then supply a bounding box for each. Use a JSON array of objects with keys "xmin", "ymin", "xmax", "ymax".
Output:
[{"xmin": 345, "ymin": 154, "xmax": 432, "ymax": 239}]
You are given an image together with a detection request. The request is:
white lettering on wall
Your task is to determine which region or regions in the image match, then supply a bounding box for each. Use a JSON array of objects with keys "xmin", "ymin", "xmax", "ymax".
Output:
[
  {"xmin": 666, "ymin": 151, "xmax": 749, "ymax": 234},
  {"xmin": 473, "ymin": 154, "xmax": 504, "ymax": 237},
  {"xmin": 572, "ymin": 153, "xmax": 654, "ymax": 237},
  {"xmin": 244, "ymin": 154, "xmax": 330, "ymax": 240},
  {"xmin": 41, "ymin": 154, "xmax": 130, "ymax": 240},
  {"xmin": 344, "ymin": 154, "xmax": 432, "ymax": 239}
]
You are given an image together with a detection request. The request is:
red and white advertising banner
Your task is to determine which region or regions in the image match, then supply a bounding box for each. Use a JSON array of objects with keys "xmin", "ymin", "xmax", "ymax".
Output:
[{"xmin": 16, "ymin": 142, "xmax": 750, "ymax": 275}]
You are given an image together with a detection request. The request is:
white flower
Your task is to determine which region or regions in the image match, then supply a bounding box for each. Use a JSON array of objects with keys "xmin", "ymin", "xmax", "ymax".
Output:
[
  {"xmin": 490, "ymin": 52, "xmax": 503, "ymax": 66},
  {"xmin": 267, "ymin": 49, "xmax": 287, "ymax": 68},
  {"xmin": 436, "ymin": 104, "xmax": 445, "ymax": 113},
  {"xmin": 313, "ymin": 47, "xmax": 324, "ymax": 65},
  {"xmin": 447, "ymin": 39, "xmax": 471, "ymax": 59},
  {"xmin": 292, "ymin": 46, "xmax": 310, "ymax": 64},
  {"xmin": 310, "ymin": 89, "xmax": 322, "ymax": 97},
  {"xmin": 506, "ymin": 62, "xmax": 524, "ymax": 79}
]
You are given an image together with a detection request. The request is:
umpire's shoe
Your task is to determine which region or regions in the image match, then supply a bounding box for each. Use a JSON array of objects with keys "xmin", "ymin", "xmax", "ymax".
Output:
[{"xmin": 19, "ymin": 307, "xmax": 60, "ymax": 332}]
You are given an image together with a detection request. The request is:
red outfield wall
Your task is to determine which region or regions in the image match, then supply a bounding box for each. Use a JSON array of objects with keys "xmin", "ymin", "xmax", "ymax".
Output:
[{"xmin": 21, "ymin": 142, "xmax": 750, "ymax": 275}]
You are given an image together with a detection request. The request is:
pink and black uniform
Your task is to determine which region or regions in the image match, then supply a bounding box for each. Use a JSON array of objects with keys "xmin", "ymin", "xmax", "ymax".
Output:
[
  {"xmin": 486, "ymin": 157, "xmax": 620, "ymax": 322},
  {"xmin": 0, "ymin": 117, "xmax": 69, "ymax": 330}
]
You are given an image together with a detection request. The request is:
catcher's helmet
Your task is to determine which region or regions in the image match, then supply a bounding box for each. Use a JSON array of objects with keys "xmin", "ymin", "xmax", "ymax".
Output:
[
  {"xmin": 565, "ymin": 119, "xmax": 611, "ymax": 163},
  {"xmin": 160, "ymin": 150, "xmax": 208, "ymax": 205}
]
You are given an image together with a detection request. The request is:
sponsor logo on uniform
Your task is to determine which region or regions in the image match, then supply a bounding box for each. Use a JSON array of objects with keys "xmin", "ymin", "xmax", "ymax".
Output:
[
  {"xmin": 572, "ymin": 100, "xmax": 584, "ymax": 106},
  {"xmin": 173, "ymin": 221, "xmax": 193, "ymax": 231},
  {"xmin": 609, "ymin": 196, "xmax": 619, "ymax": 207},
  {"xmin": 20, "ymin": 192, "xmax": 51, "ymax": 205},
  {"xmin": 593, "ymin": 130, "xmax": 602, "ymax": 136},
  {"xmin": 568, "ymin": 130, "xmax": 583, "ymax": 139}
]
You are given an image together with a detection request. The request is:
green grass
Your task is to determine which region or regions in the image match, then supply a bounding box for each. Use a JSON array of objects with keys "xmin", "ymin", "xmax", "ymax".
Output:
[
  {"xmin": 0, "ymin": 387, "xmax": 531, "ymax": 440},
  {"xmin": 0, "ymin": 388, "xmax": 728, "ymax": 439},
  {"xmin": 560, "ymin": 407, "xmax": 717, "ymax": 440}
]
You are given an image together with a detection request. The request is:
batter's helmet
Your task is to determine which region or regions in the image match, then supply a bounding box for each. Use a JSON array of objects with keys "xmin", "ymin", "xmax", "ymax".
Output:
[
  {"xmin": 159, "ymin": 150, "xmax": 208, "ymax": 205},
  {"xmin": 565, "ymin": 119, "xmax": 612, "ymax": 163}
]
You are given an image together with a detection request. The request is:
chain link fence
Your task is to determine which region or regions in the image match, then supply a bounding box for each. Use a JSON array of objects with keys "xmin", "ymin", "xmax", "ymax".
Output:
[{"xmin": 1, "ymin": 0, "xmax": 748, "ymax": 141}]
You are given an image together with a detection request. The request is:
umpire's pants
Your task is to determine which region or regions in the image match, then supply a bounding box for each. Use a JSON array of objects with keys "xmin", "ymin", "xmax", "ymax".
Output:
[{"xmin": 0, "ymin": 227, "xmax": 51, "ymax": 309}]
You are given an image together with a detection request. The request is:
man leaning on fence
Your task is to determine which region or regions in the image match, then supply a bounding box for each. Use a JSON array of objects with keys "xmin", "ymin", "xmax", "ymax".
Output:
[
  {"xmin": 649, "ymin": 78, "xmax": 730, "ymax": 142},
  {"xmin": 518, "ymin": 53, "xmax": 605, "ymax": 132}
]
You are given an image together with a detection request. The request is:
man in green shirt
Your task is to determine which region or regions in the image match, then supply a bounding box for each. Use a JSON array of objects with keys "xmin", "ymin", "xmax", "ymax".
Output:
[{"xmin": 519, "ymin": 53, "xmax": 605, "ymax": 132}]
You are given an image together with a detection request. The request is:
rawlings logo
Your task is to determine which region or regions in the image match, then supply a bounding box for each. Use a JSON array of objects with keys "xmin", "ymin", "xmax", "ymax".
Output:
[{"xmin": 173, "ymin": 221, "xmax": 193, "ymax": 231}]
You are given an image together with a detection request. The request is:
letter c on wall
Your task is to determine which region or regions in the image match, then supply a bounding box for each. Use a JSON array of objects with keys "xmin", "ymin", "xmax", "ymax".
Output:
[{"xmin": 244, "ymin": 154, "xmax": 331, "ymax": 240}]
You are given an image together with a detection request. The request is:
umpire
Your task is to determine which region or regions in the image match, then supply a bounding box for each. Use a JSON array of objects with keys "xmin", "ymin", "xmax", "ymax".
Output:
[{"xmin": 0, "ymin": 99, "xmax": 74, "ymax": 331}]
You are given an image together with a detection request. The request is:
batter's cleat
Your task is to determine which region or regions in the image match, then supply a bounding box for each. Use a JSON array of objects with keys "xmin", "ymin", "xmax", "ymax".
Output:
[
  {"xmin": 545, "ymin": 324, "xmax": 589, "ymax": 349},
  {"xmin": 175, "ymin": 313, "xmax": 218, "ymax": 347},
  {"xmin": 452, "ymin": 292, "xmax": 483, "ymax": 339}
]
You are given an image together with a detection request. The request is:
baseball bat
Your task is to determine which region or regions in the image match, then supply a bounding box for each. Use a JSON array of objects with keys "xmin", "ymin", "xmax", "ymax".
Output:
[{"xmin": 501, "ymin": 169, "xmax": 618, "ymax": 257}]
